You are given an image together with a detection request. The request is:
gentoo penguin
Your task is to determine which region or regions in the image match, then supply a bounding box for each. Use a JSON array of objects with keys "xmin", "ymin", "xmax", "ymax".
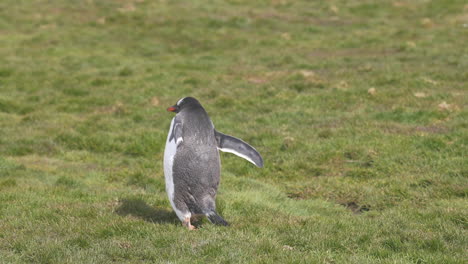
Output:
[{"xmin": 163, "ymin": 97, "xmax": 263, "ymax": 229}]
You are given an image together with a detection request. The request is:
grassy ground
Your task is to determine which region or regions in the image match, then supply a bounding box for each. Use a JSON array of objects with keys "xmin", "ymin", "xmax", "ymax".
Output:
[{"xmin": 0, "ymin": 0, "xmax": 467, "ymax": 263}]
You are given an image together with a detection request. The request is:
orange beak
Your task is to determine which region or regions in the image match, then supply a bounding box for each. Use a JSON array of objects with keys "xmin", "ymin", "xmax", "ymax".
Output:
[{"xmin": 167, "ymin": 106, "xmax": 177, "ymax": 112}]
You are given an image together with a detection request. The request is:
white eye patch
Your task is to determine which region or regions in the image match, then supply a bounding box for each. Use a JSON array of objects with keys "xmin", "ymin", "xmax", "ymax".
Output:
[{"xmin": 177, "ymin": 97, "xmax": 186, "ymax": 106}]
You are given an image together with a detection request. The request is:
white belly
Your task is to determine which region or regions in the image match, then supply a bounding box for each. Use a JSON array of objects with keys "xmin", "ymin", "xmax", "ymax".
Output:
[{"xmin": 163, "ymin": 118, "xmax": 185, "ymax": 220}]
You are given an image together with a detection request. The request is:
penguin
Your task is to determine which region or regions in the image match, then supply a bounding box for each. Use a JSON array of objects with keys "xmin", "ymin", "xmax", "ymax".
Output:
[{"xmin": 163, "ymin": 97, "xmax": 263, "ymax": 229}]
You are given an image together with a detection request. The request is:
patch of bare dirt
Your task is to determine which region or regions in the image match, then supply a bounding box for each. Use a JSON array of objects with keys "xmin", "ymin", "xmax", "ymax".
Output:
[
  {"xmin": 381, "ymin": 124, "xmax": 450, "ymax": 135},
  {"xmin": 94, "ymin": 102, "xmax": 126, "ymax": 115},
  {"xmin": 310, "ymin": 48, "xmax": 399, "ymax": 59},
  {"xmin": 250, "ymin": 11, "xmax": 355, "ymax": 26},
  {"xmin": 414, "ymin": 125, "xmax": 450, "ymax": 134}
]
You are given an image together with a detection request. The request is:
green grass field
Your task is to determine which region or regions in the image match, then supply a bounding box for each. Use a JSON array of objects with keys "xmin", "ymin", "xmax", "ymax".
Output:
[{"xmin": 0, "ymin": 0, "xmax": 467, "ymax": 263}]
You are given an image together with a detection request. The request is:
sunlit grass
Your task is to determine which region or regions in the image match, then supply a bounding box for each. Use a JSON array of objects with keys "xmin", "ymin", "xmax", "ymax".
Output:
[{"xmin": 0, "ymin": 0, "xmax": 466, "ymax": 263}]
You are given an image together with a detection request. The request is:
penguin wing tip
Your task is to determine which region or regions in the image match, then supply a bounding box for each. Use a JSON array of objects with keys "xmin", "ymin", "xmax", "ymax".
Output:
[{"xmin": 256, "ymin": 155, "xmax": 264, "ymax": 168}]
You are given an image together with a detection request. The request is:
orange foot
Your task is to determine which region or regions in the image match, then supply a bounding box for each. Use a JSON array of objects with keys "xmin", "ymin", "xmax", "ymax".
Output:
[{"xmin": 183, "ymin": 217, "xmax": 196, "ymax": 230}]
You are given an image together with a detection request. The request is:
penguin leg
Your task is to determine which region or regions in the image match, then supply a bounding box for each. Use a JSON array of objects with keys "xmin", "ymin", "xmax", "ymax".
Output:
[{"xmin": 183, "ymin": 217, "xmax": 196, "ymax": 230}]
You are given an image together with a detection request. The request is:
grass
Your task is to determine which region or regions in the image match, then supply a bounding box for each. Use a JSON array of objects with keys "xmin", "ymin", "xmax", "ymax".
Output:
[{"xmin": 0, "ymin": 0, "xmax": 467, "ymax": 263}]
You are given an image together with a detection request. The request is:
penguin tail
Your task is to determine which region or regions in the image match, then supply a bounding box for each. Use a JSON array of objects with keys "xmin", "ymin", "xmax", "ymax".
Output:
[{"xmin": 206, "ymin": 211, "xmax": 229, "ymax": 226}]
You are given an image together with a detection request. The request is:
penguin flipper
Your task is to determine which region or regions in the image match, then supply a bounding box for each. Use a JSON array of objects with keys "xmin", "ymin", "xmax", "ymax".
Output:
[
  {"xmin": 214, "ymin": 130, "xmax": 264, "ymax": 168},
  {"xmin": 169, "ymin": 117, "xmax": 183, "ymax": 145}
]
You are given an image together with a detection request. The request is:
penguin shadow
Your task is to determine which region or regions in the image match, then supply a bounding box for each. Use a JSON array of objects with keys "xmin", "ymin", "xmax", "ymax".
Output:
[{"xmin": 114, "ymin": 198, "xmax": 178, "ymax": 224}]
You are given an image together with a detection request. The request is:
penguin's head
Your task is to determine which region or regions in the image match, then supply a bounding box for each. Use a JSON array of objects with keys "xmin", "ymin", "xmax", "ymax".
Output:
[{"xmin": 167, "ymin": 97, "xmax": 201, "ymax": 113}]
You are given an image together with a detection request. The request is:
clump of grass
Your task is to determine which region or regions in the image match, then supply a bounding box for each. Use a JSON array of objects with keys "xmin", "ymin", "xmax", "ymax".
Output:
[{"xmin": 55, "ymin": 176, "xmax": 81, "ymax": 188}]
